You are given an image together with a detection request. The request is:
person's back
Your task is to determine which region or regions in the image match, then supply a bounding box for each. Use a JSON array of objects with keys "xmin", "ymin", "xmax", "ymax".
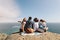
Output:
[
  {"xmin": 39, "ymin": 22, "xmax": 45, "ymax": 29},
  {"xmin": 25, "ymin": 20, "xmax": 33, "ymax": 28},
  {"xmin": 33, "ymin": 18, "xmax": 39, "ymax": 31},
  {"xmin": 33, "ymin": 18, "xmax": 44, "ymax": 33},
  {"xmin": 24, "ymin": 17, "xmax": 34, "ymax": 33},
  {"xmin": 39, "ymin": 19, "xmax": 48, "ymax": 32},
  {"xmin": 33, "ymin": 22, "xmax": 39, "ymax": 31}
]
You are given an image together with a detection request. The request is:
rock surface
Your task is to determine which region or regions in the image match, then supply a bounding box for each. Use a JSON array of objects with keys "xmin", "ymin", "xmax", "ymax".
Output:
[
  {"xmin": 0, "ymin": 33, "xmax": 8, "ymax": 40},
  {"xmin": 0, "ymin": 32, "xmax": 60, "ymax": 40}
]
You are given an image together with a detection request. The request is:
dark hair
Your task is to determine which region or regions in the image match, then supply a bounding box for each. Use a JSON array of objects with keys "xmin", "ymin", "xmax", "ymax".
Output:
[
  {"xmin": 40, "ymin": 19, "xmax": 46, "ymax": 22},
  {"xmin": 28, "ymin": 17, "xmax": 32, "ymax": 20},
  {"xmin": 34, "ymin": 18, "xmax": 39, "ymax": 22}
]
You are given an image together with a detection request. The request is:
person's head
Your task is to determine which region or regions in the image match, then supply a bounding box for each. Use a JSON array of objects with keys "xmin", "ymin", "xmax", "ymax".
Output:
[
  {"xmin": 40, "ymin": 19, "xmax": 46, "ymax": 22},
  {"xmin": 23, "ymin": 18, "xmax": 26, "ymax": 22},
  {"xmin": 34, "ymin": 18, "xmax": 39, "ymax": 22},
  {"xmin": 28, "ymin": 17, "xmax": 32, "ymax": 20}
]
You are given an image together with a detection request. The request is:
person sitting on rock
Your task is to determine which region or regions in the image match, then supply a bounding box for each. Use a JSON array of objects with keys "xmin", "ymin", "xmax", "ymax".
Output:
[
  {"xmin": 20, "ymin": 18, "xmax": 26, "ymax": 33},
  {"xmin": 24, "ymin": 17, "xmax": 34, "ymax": 33},
  {"xmin": 33, "ymin": 18, "xmax": 44, "ymax": 33},
  {"xmin": 33, "ymin": 18, "xmax": 39, "ymax": 32},
  {"xmin": 39, "ymin": 19, "xmax": 48, "ymax": 32}
]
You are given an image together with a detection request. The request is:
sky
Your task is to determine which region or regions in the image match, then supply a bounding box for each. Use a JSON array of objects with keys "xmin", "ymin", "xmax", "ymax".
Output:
[
  {"xmin": 0, "ymin": 0, "xmax": 20, "ymax": 23},
  {"xmin": 0, "ymin": 0, "xmax": 60, "ymax": 23}
]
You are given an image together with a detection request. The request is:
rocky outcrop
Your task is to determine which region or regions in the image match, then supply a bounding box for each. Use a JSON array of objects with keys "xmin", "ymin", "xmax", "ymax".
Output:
[
  {"xmin": 0, "ymin": 32, "xmax": 60, "ymax": 40},
  {"xmin": 0, "ymin": 33, "xmax": 8, "ymax": 40}
]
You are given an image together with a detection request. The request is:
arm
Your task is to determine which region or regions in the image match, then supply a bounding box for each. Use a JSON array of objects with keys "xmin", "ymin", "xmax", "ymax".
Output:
[
  {"xmin": 21, "ymin": 22, "xmax": 25, "ymax": 32},
  {"xmin": 18, "ymin": 21, "xmax": 22, "ymax": 23}
]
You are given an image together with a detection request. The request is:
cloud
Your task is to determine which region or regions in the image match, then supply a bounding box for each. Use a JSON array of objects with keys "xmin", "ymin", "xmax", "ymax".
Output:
[{"xmin": 0, "ymin": 0, "xmax": 20, "ymax": 22}]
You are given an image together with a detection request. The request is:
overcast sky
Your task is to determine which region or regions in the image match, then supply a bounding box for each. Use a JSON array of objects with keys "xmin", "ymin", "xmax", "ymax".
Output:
[{"xmin": 0, "ymin": 0, "xmax": 20, "ymax": 23}]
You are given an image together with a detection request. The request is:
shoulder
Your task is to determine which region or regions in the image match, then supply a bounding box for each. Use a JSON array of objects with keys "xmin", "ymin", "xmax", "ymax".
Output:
[
  {"xmin": 43, "ymin": 22, "xmax": 46, "ymax": 24},
  {"xmin": 29, "ymin": 20, "xmax": 33, "ymax": 23},
  {"xmin": 39, "ymin": 22, "xmax": 42, "ymax": 24}
]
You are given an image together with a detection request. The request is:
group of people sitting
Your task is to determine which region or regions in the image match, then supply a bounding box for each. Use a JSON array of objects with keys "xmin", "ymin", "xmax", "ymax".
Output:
[{"xmin": 19, "ymin": 17, "xmax": 48, "ymax": 34}]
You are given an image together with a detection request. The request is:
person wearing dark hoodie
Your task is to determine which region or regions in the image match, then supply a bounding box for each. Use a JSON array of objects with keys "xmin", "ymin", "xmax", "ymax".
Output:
[{"xmin": 24, "ymin": 17, "xmax": 34, "ymax": 33}]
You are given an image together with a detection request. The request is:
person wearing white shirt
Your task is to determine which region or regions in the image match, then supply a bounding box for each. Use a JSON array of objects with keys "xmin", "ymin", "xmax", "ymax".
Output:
[
  {"xmin": 20, "ymin": 18, "xmax": 26, "ymax": 32},
  {"xmin": 33, "ymin": 18, "xmax": 44, "ymax": 33}
]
